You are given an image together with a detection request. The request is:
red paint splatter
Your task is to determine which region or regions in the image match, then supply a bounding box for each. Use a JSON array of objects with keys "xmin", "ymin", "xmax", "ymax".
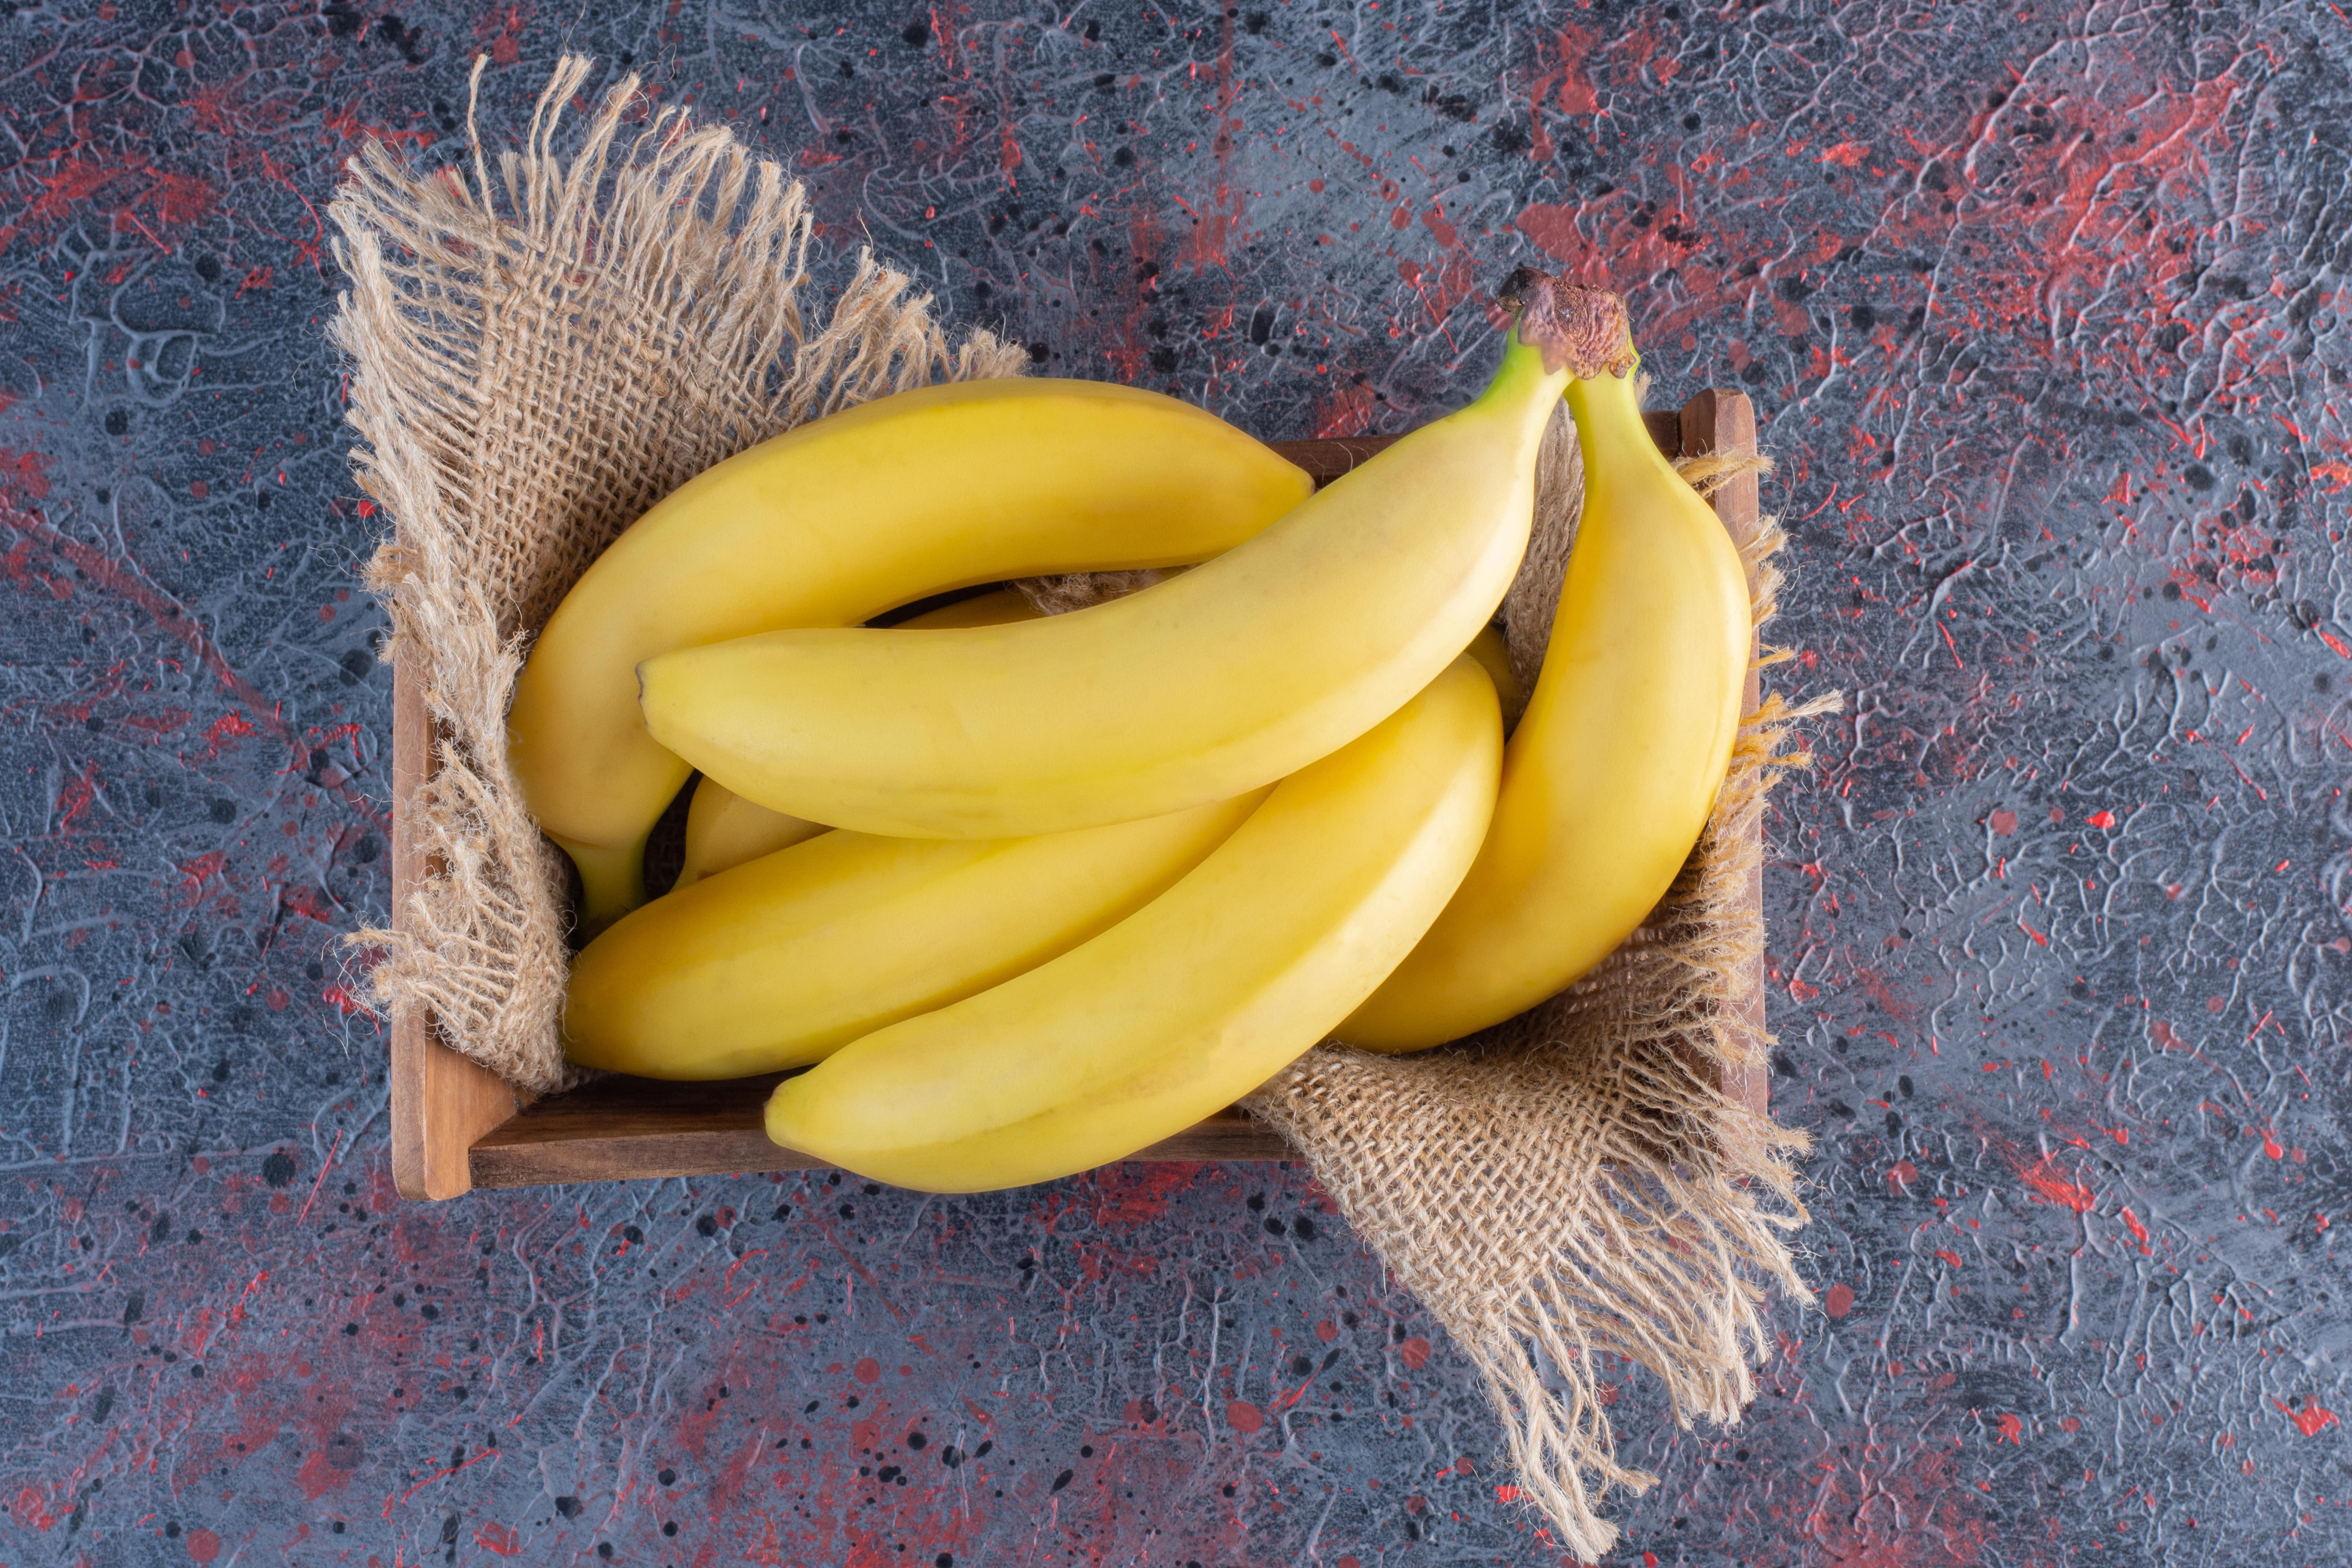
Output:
[
  {"xmin": 1176, "ymin": 11, "xmax": 1247, "ymax": 273},
  {"xmin": 1994, "ymin": 1412, "xmax": 2024, "ymax": 1445},
  {"xmin": 176, "ymin": 850, "xmax": 229, "ymax": 907},
  {"xmin": 2275, "ymin": 1398, "xmax": 2340, "ymax": 1437},
  {"xmin": 281, "ymin": 884, "xmax": 342, "ymax": 926},
  {"xmin": 203, "ymin": 710, "xmax": 261, "ymax": 751},
  {"xmin": 1397, "ymin": 1336, "xmax": 1431, "ymax": 1369},
  {"xmin": 0, "ymin": 448, "xmax": 49, "ymax": 502},
  {"xmin": 1083, "ymin": 1161, "xmax": 1203, "ymax": 1229},
  {"xmin": 1514, "ymin": 201, "xmax": 1585, "ymax": 263},
  {"xmin": 186, "ymin": 1527, "xmax": 223, "ymax": 1563},
  {"xmin": 2121, "ymin": 1208, "xmax": 2151, "ymax": 1254},
  {"xmin": 1802, "ymin": 1437, "xmax": 1987, "ymax": 1563},
  {"xmin": 474, "ymin": 1521, "xmax": 524, "ymax": 1555},
  {"xmin": 852, "ymin": 1357, "xmax": 880, "ymax": 1384},
  {"xmin": 1823, "ymin": 1283, "xmax": 1855, "ymax": 1318},
  {"xmin": 122, "ymin": 708, "xmax": 191, "ymax": 738},
  {"xmin": 294, "ymin": 1446, "xmax": 352, "ymax": 1501},
  {"xmin": 2020, "ymin": 1155, "xmax": 2097, "ymax": 1214},
  {"xmin": 1541, "ymin": 23, "xmax": 1601, "ymax": 116},
  {"xmin": 1225, "ymin": 1399, "xmax": 1263, "ymax": 1434},
  {"xmin": 0, "ymin": 154, "xmax": 220, "ymax": 256},
  {"xmin": 53, "ymin": 767, "xmax": 99, "ymax": 830},
  {"xmin": 1310, "ymin": 381, "xmax": 1378, "ymax": 438}
]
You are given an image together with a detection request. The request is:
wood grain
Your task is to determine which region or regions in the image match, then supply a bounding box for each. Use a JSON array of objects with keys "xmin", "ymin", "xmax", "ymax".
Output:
[
  {"xmin": 393, "ymin": 405, "xmax": 1768, "ymax": 1196},
  {"xmin": 468, "ymin": 1074, "xmax": 1289, "ymax": 1188},
  {"xmin": 387, "ymin": 647, "xmax": 519, "ymax": 1200},
  {"xmin": 1679, "ymin": 389, "xmax": 1773, "ymax": 1118}
]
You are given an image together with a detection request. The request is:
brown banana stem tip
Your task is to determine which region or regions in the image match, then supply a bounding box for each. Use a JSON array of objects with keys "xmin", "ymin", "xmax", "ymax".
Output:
[{"xmin": 1494, "ymin": 268, "xmax": 1637, "ymax": 381}]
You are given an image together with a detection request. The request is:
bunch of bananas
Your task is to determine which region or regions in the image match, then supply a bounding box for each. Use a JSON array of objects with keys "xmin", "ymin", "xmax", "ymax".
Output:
[{"xmin": 517, "ymin": 270, "xmax": 1750, "ymax": 1193}]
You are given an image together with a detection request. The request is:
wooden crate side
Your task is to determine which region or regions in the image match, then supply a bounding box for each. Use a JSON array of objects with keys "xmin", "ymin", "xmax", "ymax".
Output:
[
  {"xmin": 387, "ymin": 649, "xmax": 518, "ymax": 1200},
  {"xmin": 470, "ymin": 1077, "xmax": 1282, "ymax": 1188},
  {"xmin": 1678, "ymin": 391, "xmax": 1772, "ymax": 1118}
]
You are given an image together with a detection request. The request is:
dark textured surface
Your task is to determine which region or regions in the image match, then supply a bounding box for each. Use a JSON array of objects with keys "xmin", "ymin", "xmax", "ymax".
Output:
[{"xmin": 3, "ymin": 2, "xmax": 2348, "ymax": 1563}]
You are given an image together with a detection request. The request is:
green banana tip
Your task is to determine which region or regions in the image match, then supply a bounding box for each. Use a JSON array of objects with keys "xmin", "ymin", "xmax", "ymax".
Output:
[{"xmin": 1494, "ymin": 269, "xmax": 1637, "ymax": 382}]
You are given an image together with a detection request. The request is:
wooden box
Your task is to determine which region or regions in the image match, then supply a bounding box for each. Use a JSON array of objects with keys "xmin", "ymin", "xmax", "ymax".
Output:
[{"xmin": 388, "ymin": 390, "xmax": 1769, "ymax": 1199}]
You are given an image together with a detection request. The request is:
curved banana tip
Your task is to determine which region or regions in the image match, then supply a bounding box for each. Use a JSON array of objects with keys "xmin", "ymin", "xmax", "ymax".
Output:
[{"xmin": 1492, "ymin": 269, "xmax": 1637, "ymax": 383}]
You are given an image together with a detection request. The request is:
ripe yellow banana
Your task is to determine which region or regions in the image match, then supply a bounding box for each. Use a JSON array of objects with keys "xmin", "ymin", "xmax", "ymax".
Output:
[
  {"xmin": 510, "ymin": 380, "xmax": 1312, "ymax": 926},
  {"xmin": 1340, "ymin": 319, "xmax": 1751, "ymax": 1052},
  {"xmin": 671, "ymin": 590, "xmax": 1045, "ymax": 888},
  {"xmin": 891, "ymin": 586, "xmax": 1046, "ymax": 630},
  {"xmin": 763, "ymin": 656, "xmax": 1501, "ymax": 1192},
  {"xmin": 565, "ymin": 792, "xmax": 1262, "ymax": 1080},
  {"xmin": 637, "ymin": 271, "xmax": 1615, "ymax": 841},
  {"xmin": 675, "ymin": 780, "xmax": 825, "ymax": 890},
  {"xmin": 1464, "ymin": 622, "xmax": 1525, "ymax": 729}
]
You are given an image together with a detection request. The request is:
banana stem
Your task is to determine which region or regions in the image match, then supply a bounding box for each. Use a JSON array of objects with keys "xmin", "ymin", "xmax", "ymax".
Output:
[
  {"xmin": 1561, "ymin": 358, "xmax": 1655, "ymax": 472},
  {"xmin": 1499, "ymin": 270, "xmax": 1636, "ymax": 382}
]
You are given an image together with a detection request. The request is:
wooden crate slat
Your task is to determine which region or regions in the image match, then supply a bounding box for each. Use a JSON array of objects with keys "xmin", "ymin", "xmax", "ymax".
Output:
[
  {"xmin": 470, "ymin": 1076, "xmax": 1285, "ymax": 1188},
  {"xmin": 1680, "ymin": 390, "xmax": 1771, "ymax": 1119},
  {"xmin": 388, "ymin": 645, "xmax": 519, "ymax": 1200},
  {"xmin": 391, "ymin": 396, "xmax": 1768, "ymax": 1198}
]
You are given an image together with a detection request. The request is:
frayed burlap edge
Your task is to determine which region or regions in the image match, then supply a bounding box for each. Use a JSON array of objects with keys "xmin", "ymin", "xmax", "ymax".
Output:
[
  {"xmin": 1010, "ymin": 408, "xmax": 1831, "ymax": 1561},
  {"xmin": 330, "ymin": 57, "xmax": 1026, "ymax": 1091},
  {"xmin": 1245, "ymin": 480, "xmax": 1831, "ymax": 1563}
]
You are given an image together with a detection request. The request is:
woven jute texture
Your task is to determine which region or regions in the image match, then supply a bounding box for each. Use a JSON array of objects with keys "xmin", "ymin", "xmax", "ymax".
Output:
[
  {"xmin": 334, "ymin": 58, "xmax": 1820, "ymax": 1561},
  {"xmin": 333, "ymin": 57, "xmax": 1026, "ymax": 1090}
]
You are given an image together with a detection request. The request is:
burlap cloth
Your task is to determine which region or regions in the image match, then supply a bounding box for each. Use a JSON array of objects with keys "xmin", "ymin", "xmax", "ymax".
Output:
[{"xmin": 335, "ymin": 57, "xmax": 1824, "ymax": 1561}]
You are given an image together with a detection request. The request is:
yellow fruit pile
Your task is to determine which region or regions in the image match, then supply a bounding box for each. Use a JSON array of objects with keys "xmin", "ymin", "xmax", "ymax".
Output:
[{"xmin": 516, "ymin": 271, "xmax": 1750, "ymax": 1193}]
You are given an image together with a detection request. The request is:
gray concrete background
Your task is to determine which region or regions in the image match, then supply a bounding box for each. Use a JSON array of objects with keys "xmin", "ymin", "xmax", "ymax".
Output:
[{"xmin": 2, "ymin": 2, "xmax": 2348, "ymax": 1563}]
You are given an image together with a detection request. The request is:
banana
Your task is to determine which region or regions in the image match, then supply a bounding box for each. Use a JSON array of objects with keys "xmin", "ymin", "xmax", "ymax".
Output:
[
  {"xmin": 671, "ymin": 590, "xmax": 1046, "ymax": 888},
  {"xmin": 566, "ymin": 792, "xmax": 1263, "ymax": 1080},
  {"xmin": 510, "ymin": 380, "xmax": 1313, "ymax": 926},
  {"xmin": 1465, "ymin": 622, "xmax": 1526, "ymax": 729},
  {"xmin": 636, "ymin": 271, "xmax": 1616, "ymax": 841},
  {"xmin": 675, "ymin": 780, "xmax": 825, "ymax": 890},
  {"xmin": 1340, "ymin": 316, "xmax": 1751, "ymax": 1052},
  {"xmin": 890, "ymin": 586, "xmax": 1046, "ymax": 630},
  {"xmin": 762, "ymin": 656, "xmax": 1501, "ymax": 1192}
]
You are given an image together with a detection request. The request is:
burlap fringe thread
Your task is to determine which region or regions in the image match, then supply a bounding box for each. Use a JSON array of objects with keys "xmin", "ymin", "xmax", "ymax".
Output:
[
  {"xmin": 333, "ymin": 56, "xmax": 1027, "ymax": 1089},
  {"xmin": 1252, "ymin": 527, "xmax": 1826, "ymax": 1557},
  {"xmin": 333, "ymin": 58, "xmax": 1826, "ymax": 1563},
  {"xmin": 1050, "ymin": 445, "xmax": 1826, "ymax": 1558}
]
